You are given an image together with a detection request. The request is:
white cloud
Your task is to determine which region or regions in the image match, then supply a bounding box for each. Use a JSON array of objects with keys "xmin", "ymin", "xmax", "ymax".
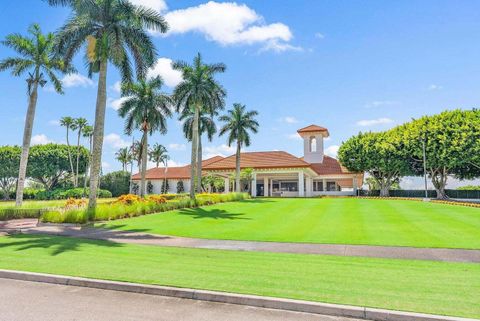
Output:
[
  {"xmin": 129, "ymin": 0, "xmax": 167, "ymax": 12},
  {"xmin": 287, "ymin": 133, "xmax": 302, "ymax": 140},
  {"xmin": 161, "ymin": 1, "xmax": 299, "ymax": 52},
  {"xmin": 324, "ymin": 145, "xmax": 339, "ymax": 158},
  {"xmin": 110, "ymin": 81, "xmax": 121, "ymax": 94},
  {"xmin": 107, "ymin": 96, "xmax": 130, "ymax": 111},
  {"xmin": 62, "ymin": 74, "xmax": 94, "ymax": 88},
  {"xmin": 315, "ymin": 32, "xmax": 325, "ymax": 39},
  {"xmin": 428, "ymin": 84, "xmax": 442, "ymax": 91},
  {"xmin": 147, "ymin": 58, "xmax": 183, "ymax": 87},
  {"xmin": 103, "ymin": 133, "xmax": 130, "ymax": 149},
  {"xmin": 31, "ymin": 134, "xmax": 53, "ymax": 145},
  {"xmin": 204, "ymin": 144, "xmax": 236, "ymax": 158},
  {"xmin": 356, "ymin": 118, "xmax": 394, "ymax": 127},
  {"xmin": 168, "ymin": 143, "xmax": 186, "ymax": 151},
  {"xmin": 364, "ymin": 100, "xmax": 400, "ymax": 108},
  {"xmin": 279, "ymin": 116, "xmax": 299, "ymax": 124}
]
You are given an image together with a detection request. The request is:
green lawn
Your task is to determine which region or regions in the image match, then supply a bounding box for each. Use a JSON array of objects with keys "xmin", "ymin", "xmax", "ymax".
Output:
[
  {"xmin": 0, "ymin": 234, "xmax": 478, "ymax": 318},
  {"xmin": 98, "ymin": 198, "xmax": 480, "ymax": 249}
]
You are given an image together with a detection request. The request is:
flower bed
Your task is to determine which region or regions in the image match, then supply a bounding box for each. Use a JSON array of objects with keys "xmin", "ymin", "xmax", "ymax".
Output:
[{"xmin": 40, "ymin": 192, "xmax": 250, "ymax": 224}]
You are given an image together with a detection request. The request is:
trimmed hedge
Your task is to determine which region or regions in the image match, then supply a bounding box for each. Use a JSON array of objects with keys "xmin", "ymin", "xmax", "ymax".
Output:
[
  {"xmin": 34, "ymin": 188, "xmax": 112, "ymax": 200},
  {"xmin": 360, "ymin": 189, "xmax": 480, "ymax": 199},
  {"xmin": 41, "ymin": 193, "xmax": 250, "ymax": 224}
]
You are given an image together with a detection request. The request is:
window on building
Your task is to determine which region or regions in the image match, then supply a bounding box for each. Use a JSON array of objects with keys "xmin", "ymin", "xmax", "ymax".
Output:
[
  {"xmin": 280, "ymin": 181, "xmax": 298, "ymax": 192},
  {"xmin": 313, "ymin": 181, "xmax": 323, "ymax": 191},
  {"xmin": 309, "ymin": 136, "xmax": 317, "ymax": 152},
  {"xmin": 327, "ymin": 181, "xmax": 336, "ymax": 191}
]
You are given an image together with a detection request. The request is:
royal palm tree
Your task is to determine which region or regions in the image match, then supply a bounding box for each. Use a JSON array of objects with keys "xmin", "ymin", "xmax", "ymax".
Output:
[
  {"xmin": 149, "ymin": 143, "xmax": 169, "ymax": 168},
  {"xmin": 115, "ymin": 147, "xmax": 131, "ymax": 172},
  {"xmin": 219, "ymin": 104, "xmax": 259, "ymax": 192},
  {"xmin": 130, "ymin": 140, "xmax": 144, "ymax": 170},
  {"xmin": 0, "ymin": 24, "xmax": 69, "ymax": 206},
  {"xmin": 82, "ymin": 125, "xmax": 94, "ymax": 193},
  {"xmin": 59, "ymin": 116, "xmax": 76, "ymax": 184},
  {"xmin": 74, "ymin": 117, "xmax": 89, "ymax": 187},
  {"xmin": 48, "ymin": 0, "xmax": 168, "ymax": 209},
  {"xmin": 173, "ymin": 53, "xmax": 226, "ymax": 199},
  {"xmin": 118, "ymin": 76, "xmax": 172, "ymax": 197},
  {"xmin": 179, "ymin": 108, "xmax": 217, "ymax": 192}
]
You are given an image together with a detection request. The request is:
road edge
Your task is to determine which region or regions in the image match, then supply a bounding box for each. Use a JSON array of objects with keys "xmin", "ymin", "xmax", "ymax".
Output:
[{"xmin": 0, "ymin": 269, "xmax": 476, "ymax": 321}]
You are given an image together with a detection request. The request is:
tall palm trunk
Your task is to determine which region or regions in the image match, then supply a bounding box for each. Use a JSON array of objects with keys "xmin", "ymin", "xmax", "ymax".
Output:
[
  {"xmin": 235, "ymin": 140, "xmax": 241, "ymax": 192},
  {"xmin": 189, "ymin": 107, "xmax": 199, "ymax": 199},
  {"xmin": 197, "ymin": 133, "xmax": 202, "ymax": 193},
  {"xmin": 15, "ymin": 80, "xmax": 39, "ymax": 207},
  {"xmin": 88, "ymin": 60, "xmax": 107, "ymax": 210},
  {"xmin": 140, "ymin": 130, "xmax": 148, "ymax": 197},
  {"xmin": 83, "ymin": 136, "xmax": 92, "ymax": 197},
  {"xmin": 65, "ymin": 127, "xmax": 75, "ymax": 186},
  {"xmin": 75, "ymin": 129, "xmax": 82, "ymax": 187}
]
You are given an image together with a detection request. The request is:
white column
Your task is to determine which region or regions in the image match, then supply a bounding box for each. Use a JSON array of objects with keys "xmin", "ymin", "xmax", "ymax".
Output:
[
  {"xmin": 323, "ymin": 178, "xmax": 327, "ymax": 191},
  {"xmin": 264, "ymin": 177, "xmax": 269, "ymax": 197},
  {"xmin": 251, "ymin": 173, "xmax": 257, "ymax": 197},
  {"xmin": 298, "ymin": 171, "xmax": 305, "ymax": 197},
  {"xmin": 224, "ymin": 178, "xmax": 230, "ymax": 193},
  {"xmin": 306, "ymin": 177, "xmax": 312, "ymax": 197},
  {"xmin": 353, "ymin": 176, "xmax": 358, "ymax": 195}
]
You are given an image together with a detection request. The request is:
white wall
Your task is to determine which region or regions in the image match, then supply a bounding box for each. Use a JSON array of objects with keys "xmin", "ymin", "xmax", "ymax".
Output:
[{"xmin": 144, "ymin": 179, "xmax": 191, "ymax": 194}]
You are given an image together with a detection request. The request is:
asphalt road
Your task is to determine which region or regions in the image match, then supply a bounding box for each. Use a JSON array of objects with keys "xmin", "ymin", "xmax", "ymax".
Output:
[{"xmin": 0, "ymin": 278, "xmax": 361, "ymax": 321}]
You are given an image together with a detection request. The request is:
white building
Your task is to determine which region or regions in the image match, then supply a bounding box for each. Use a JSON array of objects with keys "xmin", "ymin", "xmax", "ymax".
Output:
[{"xmin": 132, "ymin": 125, "xmax": 363, "ymax": 197}]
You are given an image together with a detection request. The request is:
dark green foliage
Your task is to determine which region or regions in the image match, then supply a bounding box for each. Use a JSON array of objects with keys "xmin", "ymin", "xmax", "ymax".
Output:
[
  {"xmin": 0, "ymin": 146, "xmax": 21, "ymax": 199},
  {"xmin": 27, "ymin": 144, "xmax": 89, "ymax": 190},
  {"xmin": 177, "ymin": 181, "xmax": 185, "ymax": 194},
  {"xmin": 100, "ymin": 171, "xmax": 130, "ymax": 197},
  {"xmin": 34, "ymin": 188, "xmax": 111, "ymax": 200},
  {"xmin": 147, "ymin": 181, "xmax": 154, "ymax": 194}
]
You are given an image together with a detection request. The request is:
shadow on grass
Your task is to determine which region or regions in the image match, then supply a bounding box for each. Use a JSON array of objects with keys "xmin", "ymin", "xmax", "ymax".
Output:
[
  {"xmin": 0, "ymin": 234, "xmax": 122, "ymax": 256},
  {"xmin": 178, "ymin": 208, "xmax": 251, "ymax": 220}
]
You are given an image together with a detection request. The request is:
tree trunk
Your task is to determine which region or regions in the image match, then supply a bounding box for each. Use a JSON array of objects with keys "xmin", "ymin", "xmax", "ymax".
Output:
[
  {"xmin": 88, "ymin": 60, "xmax": 108, "ymax": 210},
  {"xmin": 379, "ymin": 184, "xmax": 389, "ymax": 197},
  {"xmin": 235, "ymin": 141, "xmax": 241, "ymax": 193},
  {"xmin": 189, "ymin": 107, "xmax": 199, "ymax": 199},
  {"xmin": 431, "ymin": 169, "xmax": 449, "ymax": 200},
  {"xmin": 15, "ymin": 81, "xmax": 39, "ymax": 207},
  {"xmin": 140, "ymin": 131, "xmax": 148, "ymax": 197},
  {"xmin": 75, "ymin": 129, "xmax": 81, "ymax": 187},
  {"xmin": 65, "ymin": 128, "xmax": 75, "ymax": 186},
  {"xmin": 83, "ymin": 136, "xmax": 92, "ymax": 197},
  {"xmin": 197, "ymin": 134, "xmax": 202, "ymax": 193}
]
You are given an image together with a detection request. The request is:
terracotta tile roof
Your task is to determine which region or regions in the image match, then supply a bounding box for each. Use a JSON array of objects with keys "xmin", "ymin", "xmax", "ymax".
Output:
[
  {"xmin": 203, "ymin": 151, "xmax": 310, "ymax": 170},
  {"xmin": 297, "ymin": 124, "xmax": 329, "ymax": 135},
  {"xmin": 132, "ymin": 156, "xmax": 224, "ymax": 180},
  {"xmin": 309, "ymin": 156, "xmax": 354, "ymax": 175}
]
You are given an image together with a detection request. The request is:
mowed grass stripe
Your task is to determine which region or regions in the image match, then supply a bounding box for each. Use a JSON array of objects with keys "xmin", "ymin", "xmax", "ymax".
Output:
[
  {"xmin": 99, "ymin": 198, "xmax": 480, "ymax": 249},
  {"xmin": 0, "ymin": 234, "xmax": 478, "ymax": 318}
]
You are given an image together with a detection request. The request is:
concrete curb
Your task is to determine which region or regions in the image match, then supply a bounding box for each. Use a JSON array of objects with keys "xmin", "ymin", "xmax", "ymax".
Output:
[{"xmin": 0, "ymin": 269, "xmax": 476, "ymax": 321}]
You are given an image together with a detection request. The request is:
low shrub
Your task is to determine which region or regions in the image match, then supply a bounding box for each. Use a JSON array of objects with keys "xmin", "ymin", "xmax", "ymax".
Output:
[
  {"xmin": 41, "ymin": 192, "xmax": 250, "ymax": 223},
  {"xmin": 34, "ymin": 188, "xmax": 112, "ymax": 200},
  {"xmin": 0, "ymin": 208, "xmax": 45, "ymax": 221}
]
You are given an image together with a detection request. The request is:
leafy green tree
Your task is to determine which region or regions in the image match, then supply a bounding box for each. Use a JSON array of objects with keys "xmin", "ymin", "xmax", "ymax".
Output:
[
  {"xmin": 100, "ymin": 171, "xmax": 130, "ymax": 197},
  {"xmin": 365, "ymin": 176, "xmax": 400, "ymax": 191},
  {"xmin": 118, "ymin": 77, "xmax": 172, "ymax": 197},
  {"xmin": 27, "ymin": 144, "xmax": 89, "ymax": 191},
  {"xmin": 161, "ymin": 180, "xmax": 169, "ymax": 194},
  {"xmin": 219, "ymin": 104, "xmax": 259, "ymax": 192},
  {"xmin": 394, "ymin": 109, "xmax": 480, "ymax": 199},
  {"xmin": 179, "ymin": 107, "xmax": 217, "ymax": 194},
  {"xmin": 116, "ymin": 147, "xmax": 131, "ymax": 172},
  {"xmin": 202, "ymin": 173, "xmax": 224, "ymax": 193},
  {"xmin": 240, "ymin": 168, "xmax": 254, "ymax": 193},
  {"xmin": 149, "ymin": 143, "xmax": 169, "ymax": 168},
  {"xmin": 338, "ymin": 131, "xmax": 410, "ymax": 197},
  {"xmin": 48, "ymin": 0, "xmax": 168, "ymax": 209},
  {"xmin": 0, "ymin": 24, "xmax": 69, "ymax": 206},
  {"xmin": 0, "ymin": 146, "xmax": 21, "ymax": 200},
  {"xmin": 173, "ymin": 53, "xmax": 226, "ymax": 199}
]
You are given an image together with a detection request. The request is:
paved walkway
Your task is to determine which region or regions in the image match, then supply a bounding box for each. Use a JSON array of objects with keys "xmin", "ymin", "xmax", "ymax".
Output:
[
  {"xmin": 1, "ymin": 278, "xmax": 357, "ymax": 321},
  {"xmin": 2, "ymin": 219, "xmax": 480, "ymax": 263}
]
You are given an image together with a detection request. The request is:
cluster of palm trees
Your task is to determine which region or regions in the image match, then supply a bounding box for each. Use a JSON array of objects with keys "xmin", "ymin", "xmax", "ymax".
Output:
[{"xmin": 0, "ymin": 0, "xmax": 258, "ymax": 208}]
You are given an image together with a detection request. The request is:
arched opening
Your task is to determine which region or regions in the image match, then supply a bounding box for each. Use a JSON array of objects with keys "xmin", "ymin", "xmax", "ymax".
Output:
[{"xmin": 309, "ymin": 136, "xmax": 317, "ymax": 152}]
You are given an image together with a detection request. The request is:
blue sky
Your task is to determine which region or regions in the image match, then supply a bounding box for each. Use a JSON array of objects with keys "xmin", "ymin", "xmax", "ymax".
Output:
[{"xmin": 1, "ymin": 0, "xmax": 480, "ymax": 188}]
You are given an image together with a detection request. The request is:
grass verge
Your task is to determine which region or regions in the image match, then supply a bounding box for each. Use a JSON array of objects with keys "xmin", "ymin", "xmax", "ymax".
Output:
[{"xmin": 0, "ymin": 234, "xmax": 478, "ymax": 318}]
